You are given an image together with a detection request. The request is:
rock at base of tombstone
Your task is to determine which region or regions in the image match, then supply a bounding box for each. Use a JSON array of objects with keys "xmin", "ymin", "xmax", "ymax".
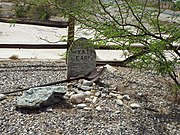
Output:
[{"xmin": 16, "ymin": 86, "xmax": 66, "ymax": 109}]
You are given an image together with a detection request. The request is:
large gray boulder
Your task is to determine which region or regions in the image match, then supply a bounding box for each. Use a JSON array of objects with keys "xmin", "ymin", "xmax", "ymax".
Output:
[{"xmin": 16, "ymin": 86, "xmax": 66, "ymax": 109}]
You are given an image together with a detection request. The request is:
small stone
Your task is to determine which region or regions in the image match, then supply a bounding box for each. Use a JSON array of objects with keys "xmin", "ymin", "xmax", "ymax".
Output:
[
  {"xmin": 122, "ymin": 95, "xmax": 131, "ymax": 101},
  {"xmin": 90, "ymin": 95, "xmax": 95, "ymax": 99},
  {"xmin": 66, "ymin": 83, "xmax": 73, "ymax": 91},
  {"xmin": 95, "ymin": 91, "xmax": 101, "ymax": 97},
  {"xmin": 84, "ymin": 91, "xmax": 92, "ymax": 96},
  {"xmin": 101, "ymin": 93, "xmax": 107, "ymax": 98},
  {"xmin": 63, "ymin": 95, "xmax": 69, "ymax": 100},
  {"xmin": 46, "ymin": 107, "xmax": 53, "ymax": 112},
  {"xmin": 130, "ymin": 103, "xmax": 140, "ymax": 109},
  {"xmin": 114, "ymin": 110, "xmax": 121, "ymax": 114},
  {"xmin": 109, "ymin": 92, "xmax": 119, "ymax": 98},
  {"xmin": 0, "ymin": 94, "xmax": 6, "ymax": 101},
  {"xmin": 117, "ymin": 95, "xmax": 123, "ymax": 100},
  {"xmin": 92, "ymin": 97, "xmax": 98, "ymax": 104},
  {"xmin": 85, "ymin": 98, "xmax": 93, "ymax": 103},
  {"xmin": 116, "ymin": 99, "xmax": 123, "ymax": 106},
  {"xmin": 90, "ymin": 90, "xmax": 96, "ymax": 95},
  {"xmin": 73, "ymin": 88, "xmax": 84, "ymax": 94},
  {"xmin": 69, "ymin": 91, "xmax": 75, "ymax": 96},
  {"xmin": 102, "ymin": 88, "xmax": 109, "ymax": 93},
  {"xmin": 95, "ymin": 106, "xmax": 102, "ymax": 111},
  {"xmin": 81, "ymin": 86, "xmax": 92, "ymax": 91},
  {"xmin": 70, "ymin": 93, "xmax": 86, "ymax": 104},
  {"xmin": 76, "ymin": 103, "xmax": 87, "ymax": 109},
  {"xmin": 104, "ymin": 64, "xmax": 117, "ymax": 73},
  {"xmin": 82, "ymin": 80, "xmax": 93, "ymax": 86},
  {"xmin": 83, "ymin": 107, "xmax": 92, "ymax": 111}
]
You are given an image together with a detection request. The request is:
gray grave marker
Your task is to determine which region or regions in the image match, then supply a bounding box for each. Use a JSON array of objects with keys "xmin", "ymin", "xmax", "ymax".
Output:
[{"xmin": 67, "ymin": 38, "xmax": 96, "ymax": 79}]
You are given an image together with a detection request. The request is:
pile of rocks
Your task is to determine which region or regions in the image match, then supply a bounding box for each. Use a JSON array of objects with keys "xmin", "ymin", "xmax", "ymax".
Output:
[
  {"xmin": 13, "ymin": 64, "xmax": 141, "ymax": 112},
  {"xmin": 64, "ymin": 74, "xmax": 140, "ymax": 111}
]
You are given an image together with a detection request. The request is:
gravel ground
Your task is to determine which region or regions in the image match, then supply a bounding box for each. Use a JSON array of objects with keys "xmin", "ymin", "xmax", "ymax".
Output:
[{"xmin": 0, "ymin": 60, "xmax": 179, "ymax": 135}]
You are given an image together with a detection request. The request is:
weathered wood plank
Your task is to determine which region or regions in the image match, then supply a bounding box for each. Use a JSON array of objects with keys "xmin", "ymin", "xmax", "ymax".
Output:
[{"xmin": 0, "ymin": 18, "xmax": 68, "ymax": 28}]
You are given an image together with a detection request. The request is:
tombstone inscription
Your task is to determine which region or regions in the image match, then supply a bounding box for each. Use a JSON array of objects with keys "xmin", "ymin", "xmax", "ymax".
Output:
[{"xmin": 67, "ymin": 38, "xmax": 96, "ymax": 79}]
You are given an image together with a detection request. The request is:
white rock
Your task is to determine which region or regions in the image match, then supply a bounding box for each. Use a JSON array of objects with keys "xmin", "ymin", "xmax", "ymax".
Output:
[
  {"xmin": 82, "ymin": 80, "xmax": 93, "ymax": 86},
  {"xmin": 117, "ymin": 95, "xmax": 123, "ymax": 100},
  {"xmin": 104, "ymin": 64, "xmax": 117, "ymax": 73},
  {"xmin": 90, "ymin": 95, "xmax": 95, "ymax": 99},
  {"xmin": 63, "ymin": 94, "xmax": 69, "ymax": 100},
  {"xmin": 95, "ymin": 91, "xmax": 101, "ymax": 97},
  {"xmin": 76, "ymin": 103, "xmax": 87, "ymax": 109},
  {"xmin": 73, "ymin": 88, "xmax": 84, "ymax": 94},
  {"xmin": 95, "ymin": 106, "xmax": 102, "ymax": 111},
  {"xmin": 84, "ymin": 91, "xmax": 92, "ymax": 96},
  {"xmin": 114, "ymin": 110, "xmax": 121, "ymax": 114},
  {"xmin": 81, "ymin": 86, "xmax": 92, "ymax": 91},
  {"xmin": 85, "ymin": 98, "xmax": 93, "ymax": 103},
  {"xmin": 130, "ymin": 103, "xmax": 140, "ymax": 109},
  {"xmin": 83, "ymin": 107, "xmax": 92, "ymax": 111},
  {"xmin": 70, "ymin": 93, "xmax": 86, "ymax": 104},
  {"xmin": 116, "ymin": 99, "xmax": 123, "ymax": 106},
  {"xmin": 101, "ymin": 93, "xmax": 107, "ymax": 98},
  {"xmin": 122, "ymin": 95, "xmax": 131, "ymax": 101},
  {"xmin": 46, "ymin": 107, "xmax": 53, "ymax": 112},
  {"xmin": 92, "ymin": 97, "xmax": 98, "ymax": 104},
  {"xmin": 69, "ymin": 91, "xmax": 75, "ymax": 96},
  {"xmin": 109, "ymin": 92, "xmax": 119, "ymax": 97},
  {"xmin": 0, "ymin": 94, "xmax": 6, "ymax": 101}
]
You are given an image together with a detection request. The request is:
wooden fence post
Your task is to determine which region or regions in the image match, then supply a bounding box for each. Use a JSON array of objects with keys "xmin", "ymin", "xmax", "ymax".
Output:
[{"xmin": 67, "ymin": 15, "xmax": 75, "ymax": 52}]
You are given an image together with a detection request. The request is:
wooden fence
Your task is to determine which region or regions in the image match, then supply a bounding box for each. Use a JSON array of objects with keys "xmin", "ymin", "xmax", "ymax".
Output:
[{"xmin": 0, "ymin": 17, "xmax": 179, "ymax": 66}]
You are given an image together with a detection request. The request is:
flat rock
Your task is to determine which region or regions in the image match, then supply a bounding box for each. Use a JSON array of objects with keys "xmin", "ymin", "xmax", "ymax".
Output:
[
  {"xmin": 70, "ymin": 93, "xmax": 86, "ymax": 104},
  {"xmin": 82, "ymin": 80, "xmax": 93, "ymax": 86},
  {"xmin": 16, "ymin": 86, "xmax": 66, "ymax": 109},
  {"xmin": 130, "ymin": 103, "xmax": 140, "ymax": 109},
  {"xmin": 76, "ymin": 103, "xmax": 87, "ymax": 109},
  {"xmin": 0, "ymin": 94, "xmax": 6, "ymax": 101}
]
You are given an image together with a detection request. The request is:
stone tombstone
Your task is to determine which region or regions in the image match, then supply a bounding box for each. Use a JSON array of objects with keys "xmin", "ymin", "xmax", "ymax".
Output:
[{"xmin": 67, "ymin": 38, "xmax": 96, "ymax": 79}]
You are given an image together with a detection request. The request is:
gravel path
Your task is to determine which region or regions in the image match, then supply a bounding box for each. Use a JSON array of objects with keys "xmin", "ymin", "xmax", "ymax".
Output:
[{"xmin": 0, "ymin": 60, "xmax": 179, "ymax": 135}]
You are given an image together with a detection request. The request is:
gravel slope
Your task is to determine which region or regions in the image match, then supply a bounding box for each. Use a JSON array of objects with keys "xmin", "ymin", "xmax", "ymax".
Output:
[{"xmin": 0, "ymin": 60, "xmax": 179, "ymax": 135}]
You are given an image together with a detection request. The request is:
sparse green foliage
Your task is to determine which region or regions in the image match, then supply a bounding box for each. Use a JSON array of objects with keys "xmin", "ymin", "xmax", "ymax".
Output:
[
  {"xmin": 14, "ymin": 0, "xmax": 180, "ymax": 87},
  {"xmin": 15, "ymin": 0, "xmax": 56, "ymax": 20}
]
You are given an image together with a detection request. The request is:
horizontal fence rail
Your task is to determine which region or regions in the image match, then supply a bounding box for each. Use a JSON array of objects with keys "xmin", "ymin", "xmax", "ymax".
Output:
[
  {"xmin": 0, "ymin": 17, "xmax": 179, "ymax": 66},
  {"xmin": 0, "ymin": 18, "xmax": 68, "ymax": 28},
  {"xmin": 0, "ymin": 44, "xmax": 179, "ymax": 50}
]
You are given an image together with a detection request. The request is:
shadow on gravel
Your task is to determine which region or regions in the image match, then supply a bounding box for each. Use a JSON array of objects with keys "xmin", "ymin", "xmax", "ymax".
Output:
[
  {"xmin": 15, "ymin": 99, "xmax": 73, "ymax": 114},
  {"xmin": 133, "ymin": 103, "xmax": 179, "ymax": 135},
  {"xmin": 148, "ymin": 103, "xmax": 179, "ymax": 134}
]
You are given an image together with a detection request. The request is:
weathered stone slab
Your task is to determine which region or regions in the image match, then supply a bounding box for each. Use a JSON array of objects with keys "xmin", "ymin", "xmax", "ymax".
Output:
[
  {"xmin": 16, "ymin": 86, "xmax": 66, "ymax": 109},
  {"xmin": 67, "ymin": 38, "xmax": 96, "ymax": 79}
]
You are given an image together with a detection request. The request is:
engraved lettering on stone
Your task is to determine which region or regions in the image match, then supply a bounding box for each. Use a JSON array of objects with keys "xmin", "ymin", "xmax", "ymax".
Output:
[{"xmin": 67, "ymin": 38, "xmax": 96, "ymax": 79}]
